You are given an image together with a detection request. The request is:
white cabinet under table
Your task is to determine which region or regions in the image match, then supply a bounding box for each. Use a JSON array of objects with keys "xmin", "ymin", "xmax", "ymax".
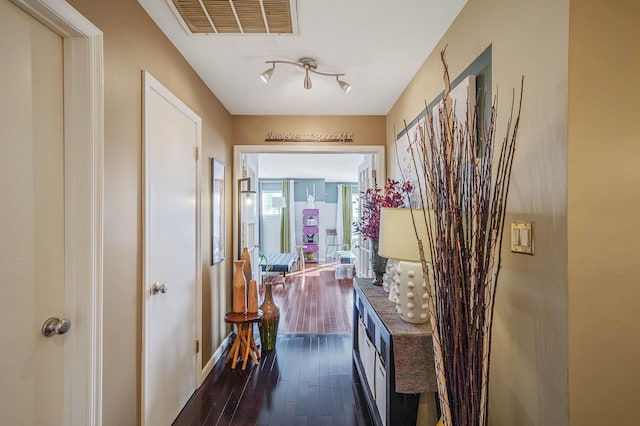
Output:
[{"xmin": 353, "ymin": 278, "xmax": 437, "ymax": 425}]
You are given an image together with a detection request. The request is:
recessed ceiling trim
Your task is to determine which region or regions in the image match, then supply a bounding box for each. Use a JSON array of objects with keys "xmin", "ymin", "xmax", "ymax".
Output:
[
  {"xmin": 165, "ymin": 0, "xmax": 198, "ymax": 34},
  {"xmin": 288, "ymin": 0, "xmax": 298, "ymax": 35}
]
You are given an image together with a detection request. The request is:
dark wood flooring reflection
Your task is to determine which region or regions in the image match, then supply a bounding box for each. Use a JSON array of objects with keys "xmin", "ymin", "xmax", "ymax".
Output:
[{"xmin": 173, "ymin": 334, "xmax": 373, "ymax": 426}]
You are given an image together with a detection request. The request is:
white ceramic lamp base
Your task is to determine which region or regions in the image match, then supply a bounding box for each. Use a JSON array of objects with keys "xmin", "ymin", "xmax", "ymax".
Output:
[
  {"xmin": 383, "ymin": 258, "xmax": 394, "ymax": 292},
  {"xmin": 387, "ymin": 259, "xmax": 398, "ymax": 303},
  {"xmin": 394, "ymin": 261, "xmax": 428, "ymax": 324}
]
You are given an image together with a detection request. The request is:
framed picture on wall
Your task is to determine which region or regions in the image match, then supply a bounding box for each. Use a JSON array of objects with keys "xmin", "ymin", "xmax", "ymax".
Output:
[{"xmin": 211, "ymin": 158, "xmax": 225, "ymax": 265}]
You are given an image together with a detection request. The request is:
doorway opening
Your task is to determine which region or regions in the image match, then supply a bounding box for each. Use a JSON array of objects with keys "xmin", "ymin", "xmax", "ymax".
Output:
[{"xmin": 233, "ymin": 145, "xmax": 384, "ymax": 275}]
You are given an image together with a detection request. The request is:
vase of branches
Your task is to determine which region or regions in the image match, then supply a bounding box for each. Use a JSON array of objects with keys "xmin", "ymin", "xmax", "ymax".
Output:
[
  {"xmin": 355, "ymin": 179, "xmax": 413, "ymax": 286},
  {"xmin": 404, "ymin": 50, "xmax": 523, "ymax": 426}
]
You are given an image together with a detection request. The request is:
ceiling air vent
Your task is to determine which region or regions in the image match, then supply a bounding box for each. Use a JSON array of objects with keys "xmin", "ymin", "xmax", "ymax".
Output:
[{"xmin": 168, "ymin": 0, "xmax": 297, "ymax": 35}]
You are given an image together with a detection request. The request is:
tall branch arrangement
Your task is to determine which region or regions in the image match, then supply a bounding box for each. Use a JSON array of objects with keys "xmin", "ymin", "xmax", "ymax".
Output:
[{"xmin": 406, "ymin": 51, "xmax": 523, "ymax": 426}]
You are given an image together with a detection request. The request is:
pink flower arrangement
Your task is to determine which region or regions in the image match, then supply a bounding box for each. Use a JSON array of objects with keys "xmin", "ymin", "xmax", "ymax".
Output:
[{"xmin": 354, "ymin": 179, "xmax": 413, "ymax": 240}]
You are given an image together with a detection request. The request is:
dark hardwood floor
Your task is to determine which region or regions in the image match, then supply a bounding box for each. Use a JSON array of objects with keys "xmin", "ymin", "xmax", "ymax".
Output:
[
  {"xmin": 173, "ymin": 334, "xmax": 373, "ymax": 426},
  {"xmin": 173, "ymin": 262, "xmax": 372, "ymax": 426}
]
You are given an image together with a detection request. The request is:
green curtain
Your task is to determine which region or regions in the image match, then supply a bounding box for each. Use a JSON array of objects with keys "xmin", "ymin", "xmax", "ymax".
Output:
[
  {"xmin": 341, "ymin": 185, "xmax": 352, "ymax": 249},
  {"xmin": 280, "ymin": 180, "xmax": 291, "ymax": 253}
]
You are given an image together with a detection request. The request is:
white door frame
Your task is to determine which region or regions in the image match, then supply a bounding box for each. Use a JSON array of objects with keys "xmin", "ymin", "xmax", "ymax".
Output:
[
  {"xmin": 10, "ymin": 0, "xmax": 104, "ymax": 424},
  {"xmin": 142, "ymin": 71, "xmax": 203, "ymax": 426},
  {"xmin": 233, "ymin": 145, "xmax": 385, "ymax": 262}
]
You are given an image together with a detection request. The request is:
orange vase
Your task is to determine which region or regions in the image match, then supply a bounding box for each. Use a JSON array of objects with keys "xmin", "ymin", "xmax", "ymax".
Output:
[
  {"xmin": 240, "ymin": 247, "xmax": 252, "ymax": 282},
  {"xmin": 247, "ymin": 279, "xmax": 258, "ymax": 313},
  {"xmin": 232, "ymin": 260, "xmax": 247, "ymax": 314}
]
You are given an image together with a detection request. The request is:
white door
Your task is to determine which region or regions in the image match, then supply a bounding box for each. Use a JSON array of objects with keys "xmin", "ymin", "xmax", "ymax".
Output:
[
  {"xmin": 0, "ymin": 1, "xmax": 64, "ymax": 423},
  {"xmin": 143, "ymin": 72, "xmax": 201, "ymax": 425},
  {"xmin": 356, "ymin": 155, "xmax": 377, "ymax": 278},
  {"xmin": 1, "ymin": 1, "xmax": 103, "ymax": 424}
]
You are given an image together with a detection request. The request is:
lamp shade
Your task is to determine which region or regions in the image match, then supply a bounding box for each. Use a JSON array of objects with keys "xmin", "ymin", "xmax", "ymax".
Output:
[{"xmin": 378, "ymin": 208, "xmax": 432, "ymax": 262}]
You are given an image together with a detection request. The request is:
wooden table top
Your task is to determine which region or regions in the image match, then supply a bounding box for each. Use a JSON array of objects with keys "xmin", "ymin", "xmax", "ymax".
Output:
[
  {"xmin": 224, "ymin": 310, "xmax": 264, "ymax": 324},
  {"xmin": 354, "ymin": 278, "xmax": 437, "ymax": 393}
]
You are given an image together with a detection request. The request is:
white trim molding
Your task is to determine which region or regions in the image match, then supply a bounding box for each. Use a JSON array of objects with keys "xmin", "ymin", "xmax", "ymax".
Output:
[
  {"xmin": 232, "ymin": 144, "xmax": 386, "ymax": 260},
  {"xmin": 202, "ymin": 334, "xmax": 231, "ymax": 379}
]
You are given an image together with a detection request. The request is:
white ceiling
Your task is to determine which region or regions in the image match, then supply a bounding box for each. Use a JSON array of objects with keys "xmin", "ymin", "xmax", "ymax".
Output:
[
  {"xmin": 137, "ymin": 0, "xmax": 467, "ymax": 115},
  {"xmin": 258, "ymin": 153, "xmax": 363, "ymax": 181}
]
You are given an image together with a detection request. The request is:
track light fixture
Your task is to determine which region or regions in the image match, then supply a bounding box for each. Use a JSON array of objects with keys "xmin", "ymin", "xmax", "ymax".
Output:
[
  {"xmin": 259, "ymin": 57, "xmax": 351, "ymax": 93},
  {"xmin": 260, "ymin": 63, "xmax": 275, "ymax": 83}
]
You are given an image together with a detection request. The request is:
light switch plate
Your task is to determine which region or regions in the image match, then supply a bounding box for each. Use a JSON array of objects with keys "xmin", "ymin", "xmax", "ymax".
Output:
[{"xmin": 511, "ymin": 222, "xmax": 534, "ymax": 255}]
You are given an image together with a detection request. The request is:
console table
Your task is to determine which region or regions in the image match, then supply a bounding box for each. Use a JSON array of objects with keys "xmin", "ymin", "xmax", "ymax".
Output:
[{"xmin": 352, "ymin": 278, "xmax": 437, "ymax": 425}]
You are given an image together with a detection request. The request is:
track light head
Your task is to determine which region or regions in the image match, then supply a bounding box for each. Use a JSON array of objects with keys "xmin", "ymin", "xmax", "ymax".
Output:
[
  {"xmin": 260, "ymin": 63, "xmax": 275, "ymax": 83},
  {"xmin": 336, "ymin": 77, "xmax": 351, "ymax": 93},
  {"xmin": 304, "ymin": 69, "xmax": 312, "ymax": 90}
]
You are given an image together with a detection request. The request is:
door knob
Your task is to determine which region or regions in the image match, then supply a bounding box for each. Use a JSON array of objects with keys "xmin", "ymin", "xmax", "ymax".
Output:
[
  {"xmin": 151, "ymin": 282, "xmax": 168, "ymax": 295},
  {"xmin": 42, "ymin": 317, "xmax": 71, "ymax": 337}
]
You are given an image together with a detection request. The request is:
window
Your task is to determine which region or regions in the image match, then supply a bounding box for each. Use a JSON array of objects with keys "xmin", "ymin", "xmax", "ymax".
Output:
[{"xmin": 262, "ymin": 191, "xmax": 283, "ymax": 216}]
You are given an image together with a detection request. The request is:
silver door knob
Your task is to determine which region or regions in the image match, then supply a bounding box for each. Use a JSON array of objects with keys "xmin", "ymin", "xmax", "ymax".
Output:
[
  {"xmin": 42, "ymin": 317, "xmax": 71, "ymax": 337},
  {"xmin": 151, "ymin": 282, "xmax": 168, "ymax": 295}
]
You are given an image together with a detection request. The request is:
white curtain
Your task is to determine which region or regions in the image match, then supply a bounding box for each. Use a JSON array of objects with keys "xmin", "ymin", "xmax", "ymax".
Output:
[{"xmin": 287, "ymin": 179, "xmax": 296, "ymax": 251}]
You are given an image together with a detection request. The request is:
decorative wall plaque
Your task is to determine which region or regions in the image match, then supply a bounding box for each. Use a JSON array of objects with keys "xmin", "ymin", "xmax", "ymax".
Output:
[{"xmin": 265, "ymin": 132, "xmax": 354, "ymax": 143}]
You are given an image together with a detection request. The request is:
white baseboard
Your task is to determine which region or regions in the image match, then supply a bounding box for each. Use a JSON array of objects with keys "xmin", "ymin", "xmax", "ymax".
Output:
[{"xmin": 201, "ymin": 334, "xmax": 232, "ymax": 381}]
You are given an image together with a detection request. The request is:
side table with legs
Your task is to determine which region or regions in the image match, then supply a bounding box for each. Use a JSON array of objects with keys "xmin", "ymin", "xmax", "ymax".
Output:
[{"xmin": 224, "ymin": 310, "xmax": 263, "ymax": 370}]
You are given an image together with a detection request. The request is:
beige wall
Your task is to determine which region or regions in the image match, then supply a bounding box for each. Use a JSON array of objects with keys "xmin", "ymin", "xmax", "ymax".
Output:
[
  {"xmin": 233, "ymin": 115, "xmax": 386, "ymax": 146},
  {"xmin": 66, "ymin": 0, "xmax": 233, "ymax": 424},
  {"xmin": 387, "ymin": 0, "xmax": 570, "ymax": 424},
  {"xmin": 568, "ymin": 1, "xmax": 640, "ymax": 424}
]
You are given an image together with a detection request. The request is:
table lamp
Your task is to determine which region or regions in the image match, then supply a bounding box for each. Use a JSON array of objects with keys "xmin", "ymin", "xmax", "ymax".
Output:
[{"xmin": 378, "ymin": 208, "xmax": 431, "ymax": 324}]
